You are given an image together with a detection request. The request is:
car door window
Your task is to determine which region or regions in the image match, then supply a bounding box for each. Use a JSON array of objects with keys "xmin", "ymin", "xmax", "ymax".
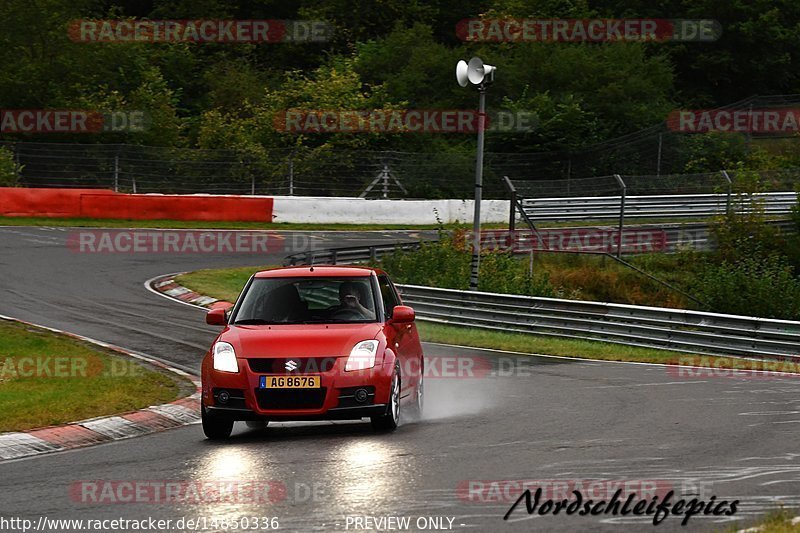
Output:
[{"xmin": 377, "ymin": 275, "xmax": 399, "ymax": 319}]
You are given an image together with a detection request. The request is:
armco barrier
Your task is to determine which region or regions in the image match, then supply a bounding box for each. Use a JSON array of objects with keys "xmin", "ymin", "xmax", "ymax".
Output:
[
  {"xmin": 0, "ymin": 188, "xmax": 274, "ymax": 222},
  {"xmin": 519, "ymin": 191, "xmax": 799, "ymax": 222},
  {"xmin": 396, "ymin": 284, "xmax": 800, "ymax": 359}
]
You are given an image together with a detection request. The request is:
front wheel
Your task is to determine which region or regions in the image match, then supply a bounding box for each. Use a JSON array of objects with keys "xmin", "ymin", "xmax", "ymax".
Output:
[
  {"xmin": 371, "ymin": 363, "xmax": 400, "ymax": 431},
  {"xmin": 407, "ymin": 369, "xmax": 424, "ymax": 422},
  {"xmin": 202, "ymin": 405, "xmax": 234, "ymax": 440}
]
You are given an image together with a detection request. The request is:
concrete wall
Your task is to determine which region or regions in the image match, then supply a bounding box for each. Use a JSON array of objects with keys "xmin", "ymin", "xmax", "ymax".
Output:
[
  {"xmin": 0, "ymin": 188, "xmax": 273, "ymax": 222},
  {"xmin": 271, "ymin": 196, "xmax": 510, "ymax": 224},
  {"xmin": 0, "ymin": 188, "xmax": 510, "ymax": 225}
]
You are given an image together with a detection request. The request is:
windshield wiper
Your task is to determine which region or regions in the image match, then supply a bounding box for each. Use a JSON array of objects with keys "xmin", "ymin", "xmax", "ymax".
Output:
[
  {"xmin": 301, "ymin": 319, "xmax": 374, "ymax": 324},
  {"xmin": 232, "ymin": 319, "xmax": 277, "ymax": 325}
]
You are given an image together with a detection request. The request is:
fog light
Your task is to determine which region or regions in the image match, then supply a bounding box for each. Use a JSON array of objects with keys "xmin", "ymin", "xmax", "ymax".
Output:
[
  {"xmin": 217, "ymin": 390, "xmax": 230, "ymax": 404},
  {"xmin": 354, "ymin": 388, "xmax": 369, "ymax": 403}
]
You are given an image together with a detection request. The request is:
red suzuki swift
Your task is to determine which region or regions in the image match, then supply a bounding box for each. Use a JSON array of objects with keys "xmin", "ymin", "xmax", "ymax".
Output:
[{"xmin": 201, "ymin": 266, "xmax": 424, "ymax": 439}]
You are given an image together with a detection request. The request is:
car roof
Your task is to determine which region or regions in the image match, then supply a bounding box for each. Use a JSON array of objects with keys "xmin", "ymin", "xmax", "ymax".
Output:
[{"xmin": 253, "ymin": 265, "xmax": 385, "ymax": 278}]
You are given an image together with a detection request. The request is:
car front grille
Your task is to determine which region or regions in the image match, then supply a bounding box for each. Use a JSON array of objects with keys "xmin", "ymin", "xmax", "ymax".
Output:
[
  {"xmin": 247, "ymin": 357, "xmax": 337, "ymax": 374},
  {"xmin": 255, "ymin": 388, "xmax": 328, "ymax": 410}
]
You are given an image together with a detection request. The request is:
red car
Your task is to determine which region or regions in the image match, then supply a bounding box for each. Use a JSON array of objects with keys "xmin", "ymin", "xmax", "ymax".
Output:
[{"xmin": 201, "ymin": 265, "xmax": 424, "ymax": 439}]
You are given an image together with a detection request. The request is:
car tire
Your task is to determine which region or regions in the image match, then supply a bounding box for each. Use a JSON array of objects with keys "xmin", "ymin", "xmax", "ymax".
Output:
[
  {"xmin": 202, "ymin": 404, "xmax": 234, "ymax": 440},
  {"xmin": 407, "ymin": 365, "xmax": 424, "ymax": 421},
  {"xmin": 245, "ymin": 420, "xmax": 269, "ymax": 430},
  {"xmin": 371, "ymin": 363, "xmax": 400, "ymax": 431}
]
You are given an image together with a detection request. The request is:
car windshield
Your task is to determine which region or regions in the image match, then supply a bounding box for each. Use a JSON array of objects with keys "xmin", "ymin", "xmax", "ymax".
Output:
[{"xmin": 231, "ymin": 276, "xmax": 379, "ymax": 325}]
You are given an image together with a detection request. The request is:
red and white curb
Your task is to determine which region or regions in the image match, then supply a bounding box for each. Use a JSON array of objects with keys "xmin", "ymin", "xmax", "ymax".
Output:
[
  {"xmin": 146, "ymin": 273, "xmax": 233, "ymax": 310},
  {"xmin": 0, "ymin": 314, "xmax": 201, "ymax": 461}
]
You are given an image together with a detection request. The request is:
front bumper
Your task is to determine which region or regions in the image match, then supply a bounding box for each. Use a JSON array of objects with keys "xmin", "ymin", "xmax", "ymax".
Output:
[
  {"xmin": 205, "ymin": 404, "xmax": 388, "ymax": 421},
  {"xmin": 202, "ymin": 357, "xmax": 394, "ymax": 421}
]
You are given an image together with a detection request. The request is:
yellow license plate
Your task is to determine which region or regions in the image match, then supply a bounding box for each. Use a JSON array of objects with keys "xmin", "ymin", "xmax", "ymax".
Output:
[{"xmin": 260, "ymin": 375, "xmax": 320, "ymax": 389}]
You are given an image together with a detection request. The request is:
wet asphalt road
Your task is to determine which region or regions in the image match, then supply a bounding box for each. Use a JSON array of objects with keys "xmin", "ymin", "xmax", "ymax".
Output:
[{"xmin": 0, "ymin": 226, "xmax": 799, "ymax": 533}]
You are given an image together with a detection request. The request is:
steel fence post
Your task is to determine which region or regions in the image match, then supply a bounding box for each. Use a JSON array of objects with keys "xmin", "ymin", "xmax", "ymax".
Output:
[
  {"xmin": 503, "ymin": 176, "xmax": 517, "ymax": 250},
  {"xmin": 288, "ymin": 156, "xmax": 294, "ymax": 196},
  {"xmin": 613, "ymin": 174, "xmax": 626, "ymax": 258},
  {"xmin": 113, "ymin": 154, "xmax": 119, "ymax": 192},
  {"xmin": 721, "ymin": 170, "xmax": 732, "ymax": 215}
]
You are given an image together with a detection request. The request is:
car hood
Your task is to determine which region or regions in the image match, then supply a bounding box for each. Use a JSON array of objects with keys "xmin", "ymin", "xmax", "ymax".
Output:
[{"xmin": 217, "ymin": 323, "xmax": 384, "ymax": 358}]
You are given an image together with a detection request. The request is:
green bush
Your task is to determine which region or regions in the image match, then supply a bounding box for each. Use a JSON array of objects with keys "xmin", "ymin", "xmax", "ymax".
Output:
[
  {"xmin": 693, "ymin": 253, "xmax": 800, "ymax": 320},
  {"xmin": 377, "ymin": 230, "xmax": 556, "ymax": 298},
  {"xmin": 0, "ymin": 147, "xmax": 21, "ymax": 187},
  {"xmin": 712, "ymin": 168, "xmax": 785, "ymax": 263},
  {"xmin": 792, "ymin": 185, "xmax": 800, "ymax": 233}
]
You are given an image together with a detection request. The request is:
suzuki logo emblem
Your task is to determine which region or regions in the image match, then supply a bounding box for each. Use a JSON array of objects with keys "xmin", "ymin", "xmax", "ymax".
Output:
[{"xmin": 285, "ymin": 360, "xmax": 299, "ymax": 371}]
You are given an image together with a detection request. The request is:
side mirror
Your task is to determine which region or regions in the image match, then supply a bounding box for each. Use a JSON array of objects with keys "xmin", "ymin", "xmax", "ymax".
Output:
[
  {"xmin": 206, "ymin": 308, "xmax": 227, "ymax": 326},
  {"xmin": 391, "ymin": 305, "xmax": 415, "ymax": 324}
]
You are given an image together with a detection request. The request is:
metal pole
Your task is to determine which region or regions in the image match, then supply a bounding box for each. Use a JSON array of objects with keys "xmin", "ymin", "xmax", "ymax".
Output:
[
  {"xmin": 613, "ymin": 174, "xmax": 626, "ymax": 259},
  {"xmin": 469, "ymin": 86, "xmax": 487, "ymax": 291},
  {"xmin": 745, "ymin": 103, "xmax": 753, "ymax": 155},
  {"xmin": 656, "ymin": 133, "xmax": 663, "ymax": 176},
  {"xmin": 503, "ymin": 176, "xmax": 516, "ymax": 251},
  {"xmin": 508, "ymin": 186, "xmax": 516, "ymax": 233},
  {"xmin": 721, "ymin": 170, "xmax": 732, "ymax": 214},
  {"xmin": 113, "ymin": 154, "xmax": 119, "ymax": 192},
  {"xmin": 251, "ymin": 173, "xmax": 255, "ymax": 195},
  {"xmin": 382, "ymin": 163, "xmax": 389, "ymax": 199},
  {"xmin": 566, "ymin": 159, "xmax": 571, "ymax": 194},
  {"xmin": 132, "ymin": 175, "xmax": 137, "ymax": 194},
  {"xmin": 288, "ymin": 156, "xmax": 294, "ymax": 196},
  {"xmin": 528, "ymin": 246, "xmax": 534, "ymax": 277}
]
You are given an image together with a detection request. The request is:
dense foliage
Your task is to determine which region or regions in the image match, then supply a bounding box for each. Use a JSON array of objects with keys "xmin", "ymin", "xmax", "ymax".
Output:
[
  {"xmin": 2, "ymin": 0, "xmax": 799, "ymax": 171},
  {"xmin": 0, "ymin": 147, "xmax": 21, "ymax": 186}
]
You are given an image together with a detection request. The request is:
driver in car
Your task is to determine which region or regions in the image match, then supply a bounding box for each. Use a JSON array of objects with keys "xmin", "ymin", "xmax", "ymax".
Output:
[{"xmin": 336, "ymin": 281, "xmax": 371, "ymax": 318}]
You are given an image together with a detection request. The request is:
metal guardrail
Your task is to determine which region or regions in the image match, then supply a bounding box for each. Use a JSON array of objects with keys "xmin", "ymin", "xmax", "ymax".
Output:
[
  {"xmin": 282, "ymin": 220, "xmax": 796, "ymax": 264},
  {"xmin": 519, "ymin": 191, "xmax": 798, "ymax": 222},
  {"xmin": 396, "ymin": 284, "xmax": 800, "ymax": 359},
  {"xmin": 283, "ymin": 242, "xmax": 421, "ymax": 266}
]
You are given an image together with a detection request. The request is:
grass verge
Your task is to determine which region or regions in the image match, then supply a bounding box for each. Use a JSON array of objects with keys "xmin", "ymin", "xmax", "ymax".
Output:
[
  {"xmin": 0, "ymin": 216, "xmax": 505, "ymax": 231},
  {"xmin": 417, "ymin": 321, "xmax": 741, "ymax": 366},
  {"xmin": 0, "ymin": 319, "xmax": 183, "ymax": 432},
  {"xmin": 173, "ymin": 264, "xmax": 790, "ymax": 370},
  {"xmin": 729, "ymin": 509, "xmax": 800, "ymax": 532},
  {"xmin": 176, "ymin": 266, "xmax": 276, "ymax": 303}
]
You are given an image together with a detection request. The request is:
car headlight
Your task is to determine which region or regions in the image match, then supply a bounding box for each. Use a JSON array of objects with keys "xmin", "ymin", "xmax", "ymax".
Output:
[
  {"xmin": 345, "ymin": 340, "xmax": 379, "ymax": 371},
  {"xmin": 213, "ymin": 342, "xmax": 239, "ymax": 373}
]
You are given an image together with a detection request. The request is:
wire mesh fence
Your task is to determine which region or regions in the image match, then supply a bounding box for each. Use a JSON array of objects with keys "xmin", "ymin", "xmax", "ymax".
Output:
[
  {"xmin": 0, "ymin": 142, "xmax": 524, "ymax": 199},
  {"xmin": 2, "ymin": 94, "xmax": 800, "ymax": 199}
]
